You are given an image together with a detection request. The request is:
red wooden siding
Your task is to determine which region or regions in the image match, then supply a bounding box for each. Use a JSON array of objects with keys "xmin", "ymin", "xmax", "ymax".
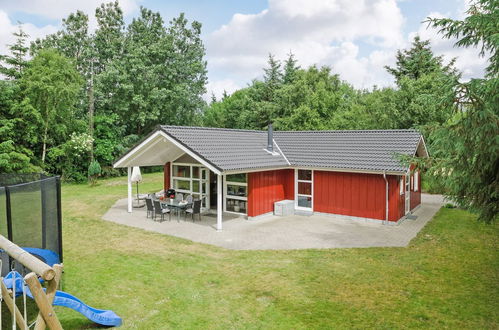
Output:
[
  {"xmin": 247, "ymin": 168, "xmax": 407, "ymax": 221},
  {"xmin": 247, "ymin": 169, "xmax": 294, "ymax": 217},
  {"xmin": 389, "ymin": 175, "xmax": 405, "ymax": 221},
  {"xmin": 163, "ymin": 162, "xmax": 170, "ymax": 191},
  {"xmin": 410, "ymin": 165, "xmax": 421, "ymax": 210},
  {"xmin": 314, "ymin": 171, "xmax": 387, "ymax": 220}
]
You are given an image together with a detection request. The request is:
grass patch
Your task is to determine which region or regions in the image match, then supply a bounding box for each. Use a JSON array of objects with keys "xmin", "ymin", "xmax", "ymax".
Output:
[{"xmin": 29, "ymin": 173, "xmax": 499, "ymax": 328}]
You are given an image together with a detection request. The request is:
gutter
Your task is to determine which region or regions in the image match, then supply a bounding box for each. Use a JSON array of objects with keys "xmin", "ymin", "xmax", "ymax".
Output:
[{"xmin": 383, "ymin": 171, "xmax": 389, "ymax": 225}]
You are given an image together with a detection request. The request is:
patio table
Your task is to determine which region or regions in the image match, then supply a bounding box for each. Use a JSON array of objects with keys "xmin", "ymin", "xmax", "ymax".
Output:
[{"xmin": 161, "ymin": 199, "xmax": 192, "ymax": 221}]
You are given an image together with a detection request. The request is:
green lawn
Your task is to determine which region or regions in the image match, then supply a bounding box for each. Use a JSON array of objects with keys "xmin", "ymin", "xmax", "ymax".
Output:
[{"xmin": 29, "ymin": 173, "xmax": 499, "ymax": 328}]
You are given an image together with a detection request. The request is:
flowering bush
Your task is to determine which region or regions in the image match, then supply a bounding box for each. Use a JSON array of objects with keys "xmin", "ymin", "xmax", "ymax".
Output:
[{"xmin": 65, "ymin": 133, "xmax": 93, "ymax": 157}]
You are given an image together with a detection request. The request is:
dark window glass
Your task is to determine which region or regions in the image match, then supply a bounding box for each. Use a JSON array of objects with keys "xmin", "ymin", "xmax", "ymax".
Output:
[
  {"xmin": 298, "ymin": 170, "xmax": 312, "ymax": 181},
  {"xmin": 226, "ymin": 173, "xmax": 247, "ymax": 183},
  {"xmin": 298, "ymin": 182, "xmax": 312, "ymax": 195}
]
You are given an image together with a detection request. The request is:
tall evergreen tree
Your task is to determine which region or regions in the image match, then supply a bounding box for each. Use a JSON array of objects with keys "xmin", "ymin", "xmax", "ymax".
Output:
[
  {"xmin": 424, "ymin": 0, "xmax": 499, "ymax": 222},
  {"xmin": 263, "ymin": 53, "xmax": 283, "ymax": 101},
  {"xmin": 0, "ymin": 24, "xmax": 29, "ymax": 80},
  {"xmin": 385, "ymin": 36, "xmax": 457, "ymax": 85},
  {"xmin": 283, "ymin": 52, "xmax": 300, "ymax": 84}
]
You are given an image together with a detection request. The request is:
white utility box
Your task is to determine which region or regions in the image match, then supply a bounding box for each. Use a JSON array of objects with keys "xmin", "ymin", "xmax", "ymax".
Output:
[{"xmin": 274, "ymin": 200, "xmax": 295, "ymax": 216}]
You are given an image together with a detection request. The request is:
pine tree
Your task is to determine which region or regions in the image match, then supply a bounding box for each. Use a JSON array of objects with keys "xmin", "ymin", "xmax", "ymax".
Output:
[
  {"xmin": 283, "ymin": 52, "xmax": 300, "ymax": 84},
  {"xmin": 263, "ymin": 53, "xmax": 283, "ymax": 101},
  {"xmin": 0, "ymin": 24, "xmax": 29, "ymax": 80},
  {"xmin": 385, "ymin": 36, "xmax": 457, "ymax": 85}
]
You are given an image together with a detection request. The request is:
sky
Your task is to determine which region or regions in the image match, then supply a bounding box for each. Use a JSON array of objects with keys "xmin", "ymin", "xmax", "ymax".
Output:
[{"xmin": 0, "ymin": 0, "xmax": 488, "ymax": 99}]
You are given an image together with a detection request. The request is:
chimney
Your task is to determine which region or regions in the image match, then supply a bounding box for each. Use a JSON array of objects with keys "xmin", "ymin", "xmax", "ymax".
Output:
[{"xmin": 267, "ymin": 123, "xmax": 273, "ymax": 153}]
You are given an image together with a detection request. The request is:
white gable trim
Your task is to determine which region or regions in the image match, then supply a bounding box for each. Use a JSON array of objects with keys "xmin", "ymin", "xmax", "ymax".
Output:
[
  {"xmin": 414, "ymin": 136, "xmax": 429, "ymax": 158},
  {"xmin": 114, "ymin": 130, "xmax": 221, "ymax": 175}
]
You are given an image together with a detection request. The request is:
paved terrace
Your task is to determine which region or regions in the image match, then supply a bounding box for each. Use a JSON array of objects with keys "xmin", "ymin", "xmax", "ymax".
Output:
[{"xmin": 102, "ymin": 194, "xmax": 445, "ymax": 250}]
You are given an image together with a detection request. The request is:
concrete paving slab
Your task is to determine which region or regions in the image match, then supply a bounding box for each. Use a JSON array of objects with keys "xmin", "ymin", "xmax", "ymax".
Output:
[{"xmin": 102, "ymin": 194, "xmax": 444, "ymax": 250}]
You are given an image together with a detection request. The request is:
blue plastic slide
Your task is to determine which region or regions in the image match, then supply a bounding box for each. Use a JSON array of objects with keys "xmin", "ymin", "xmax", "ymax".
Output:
[{"xmin": 3, "ymin": 268, "xmax": 122, "ymax": 327}]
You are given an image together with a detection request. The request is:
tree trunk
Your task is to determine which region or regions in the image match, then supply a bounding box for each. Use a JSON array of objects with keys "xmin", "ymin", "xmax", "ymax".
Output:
[
  {"xmin": 88, "ymin": 73, "xmax": 95, "ymax": 162},
  {"xmin": 41, "ymin": 122, "xmax": 49, "ymax": 163}
]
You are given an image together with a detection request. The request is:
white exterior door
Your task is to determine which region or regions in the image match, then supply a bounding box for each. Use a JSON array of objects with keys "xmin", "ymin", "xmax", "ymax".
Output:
[
  {"xmin": 405, "ymin": 172, "xmax": 411, "ymax": 214},
  {"xmin": 295, "ymin": 169, "xmax": 313, "ymax": 211}
]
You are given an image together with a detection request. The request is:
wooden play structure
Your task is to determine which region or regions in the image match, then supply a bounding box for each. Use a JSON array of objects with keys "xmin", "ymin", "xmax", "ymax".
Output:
[{"xmin": 0, "ymin": 234, "xmax": 63, "ymax": 330}]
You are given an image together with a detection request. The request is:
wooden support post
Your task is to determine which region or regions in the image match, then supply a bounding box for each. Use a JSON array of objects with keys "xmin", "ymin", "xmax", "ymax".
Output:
[
  {"xmin": 1, "ymin": 280, "xmax": 27, "ymax": 330},
  {"xmin": 34, "ymin": 264, "xmax": 63, "ymax": 330},
  {"xmin": 25, "ymin": 273, "xmax": 63, "ymax": 330},
  {"xmin": 0, "ymin": 235, "xmax": 54, "ymax": 281}
]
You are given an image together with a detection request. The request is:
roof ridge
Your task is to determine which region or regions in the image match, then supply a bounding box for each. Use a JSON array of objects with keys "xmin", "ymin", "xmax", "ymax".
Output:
[
  {"xmin": 161, "ymin": 125, "xmax": 421, "ymax": 134},
  {"xmin": 274, "ymin": 129, "xmax": 421, "ymax": 133},
  {"xmin": 161, "ymin": 125, "xmax": 264, "ymax": 133}
]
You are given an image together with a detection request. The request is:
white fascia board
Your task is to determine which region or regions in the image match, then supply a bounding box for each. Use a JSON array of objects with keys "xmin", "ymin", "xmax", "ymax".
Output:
[
  {"xmin": 415, "ymin": 136, "xmax": 429, "ymax": 158},
  {"xmin": 114, "ymin": 131, "xmax": 164, "ymax": 168},
  {"xmin": 114, "ymin": 130, "xmax": 222, "ymax": 175}
]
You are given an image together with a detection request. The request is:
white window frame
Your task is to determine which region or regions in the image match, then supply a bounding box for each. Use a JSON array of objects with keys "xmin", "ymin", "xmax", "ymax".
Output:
[
  {"xmin": 171, "ymin": 162, "xmax": 210, "ymax": 209},
  {"xmin": 295, "ymin": 169, "xmax": 313, "ymax": 211},
  {"xmin": 405, "ymin": 172, "xmax": 411, "ymax": 214},
  {"xmin": 224, "ymin": 174, "xmax": 248, "ymax": 215},
  {"xmin": 399, "ymin": 177, "xmax": 404, "ymax": 195},
  {"xmin": 414, "ymin": 171, "xmax": 419, "ymax": 192}
]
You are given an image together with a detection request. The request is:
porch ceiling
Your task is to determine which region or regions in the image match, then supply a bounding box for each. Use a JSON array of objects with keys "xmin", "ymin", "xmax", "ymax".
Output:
[{"xmin": 114, "ymin": 132, "xmax": 184, "ymax": 168}]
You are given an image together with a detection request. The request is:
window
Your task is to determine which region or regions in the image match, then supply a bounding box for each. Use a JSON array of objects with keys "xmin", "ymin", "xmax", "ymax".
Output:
[
  {"xmin": 411, "ymin": 176, "xmax": 414, "ymax": 190},
  {"xmin": 227, "ymin": 173, "xmax": 246, "ymax": 183},
  {"xmin": 224, "ymin": 173, "xmax": 247, "ymax": 214},
  {"xmin": 171, "ymin": 163, "xmax": 209, "ymax": 208},
  {"xmin": 296, "ymin": 169, "xmax": 313, "ymax": 209},
  {"xmin": 173, "ymin": 179, "xmax": 190, "ymax": 191},
  {"xmin": 414, "ymin": 171, "xmax": 419, "ymax": 191},
  {"xmin": 173, "ymin": 165, "xmax": 190, "ymax": 178},
  {"xmin": 298, "ymin": 169, "xmax": 312, "ymax": 181},
  {"xmin": 399, "ymin": 177, "xmax": 404, "ymax": 195}
]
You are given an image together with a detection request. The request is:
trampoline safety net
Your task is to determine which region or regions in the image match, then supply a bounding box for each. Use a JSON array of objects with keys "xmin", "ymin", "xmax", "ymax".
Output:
[{"xmin": 0, "ymin": 174, "xmax": 62, "ymax": 275}]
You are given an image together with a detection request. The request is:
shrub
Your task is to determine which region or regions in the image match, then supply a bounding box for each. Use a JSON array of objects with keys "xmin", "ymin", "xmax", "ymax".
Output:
[{"xmin": 88, "ymin": 160, "xmax": 101, "ymax": 185}]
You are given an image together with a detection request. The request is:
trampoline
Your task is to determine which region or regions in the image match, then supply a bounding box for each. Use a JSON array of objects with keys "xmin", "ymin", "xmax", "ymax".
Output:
[{"xmin": 0, "ymin": 174, "xmax": 62, "ymax": 275}]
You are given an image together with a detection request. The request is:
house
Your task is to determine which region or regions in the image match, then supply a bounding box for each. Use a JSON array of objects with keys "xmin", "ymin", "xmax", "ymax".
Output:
[{"xmin": 114, "ymin": 125, "xmax": 428, "ymax": 231}]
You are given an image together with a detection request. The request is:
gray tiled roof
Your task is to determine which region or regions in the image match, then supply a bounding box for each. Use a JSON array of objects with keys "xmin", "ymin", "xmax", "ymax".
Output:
[
  {"xmin": 274, "ymin": 130, "xmax": 422, "ymax": 173},
  {"xmin": 160, "ymin": 126, "xmax": 289, "ymax": 172},
  {"xmin": 160, "ymin": 126, "xmax": 423, "ymax": 173}
]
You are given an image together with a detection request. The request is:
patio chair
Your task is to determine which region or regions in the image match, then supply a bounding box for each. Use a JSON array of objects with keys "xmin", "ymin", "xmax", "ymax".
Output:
[
  {"xmin": 145, "ymin": 198, "xmax": 155, "ymax": 218},
  {"xmin": 185, "ymin": 195, "xmax": 193, "ymax": 204},
  {"xmin": 185, "ymin": 200, "xmax": 202, "ymax": 222},
  {"xmin": 175, "ymin": 193, "xmax": 183, "ymax": 201},
  {"xmin": 153, "ymin": 200, "xmax": 171, "ymax": 222}
]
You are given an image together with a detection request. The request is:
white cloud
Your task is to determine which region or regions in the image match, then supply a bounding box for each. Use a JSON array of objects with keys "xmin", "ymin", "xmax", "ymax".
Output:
[
  {"xmin": 206, "ymin": 0, "xmax": 405, "ymax": 92},
  {"xmin": 204, "ymin": 78, "xmax": 241, "ymax": 101},
  {"xmin": 411, "ymin": 10, "xmax": 488, "ymax": 81},
  {"xmin": 0, "ymin": 10, "xmax": 58, "ymax": 60},
  {"xmin": 206, "ymin": 0, "xmax": 488, "ymax": 94}
]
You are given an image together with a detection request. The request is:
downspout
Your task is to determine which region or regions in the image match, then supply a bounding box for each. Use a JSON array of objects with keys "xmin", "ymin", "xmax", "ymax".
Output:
[{"xmin": 383, "ymin": 171, "xmax": 389, "ymax": 225}]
